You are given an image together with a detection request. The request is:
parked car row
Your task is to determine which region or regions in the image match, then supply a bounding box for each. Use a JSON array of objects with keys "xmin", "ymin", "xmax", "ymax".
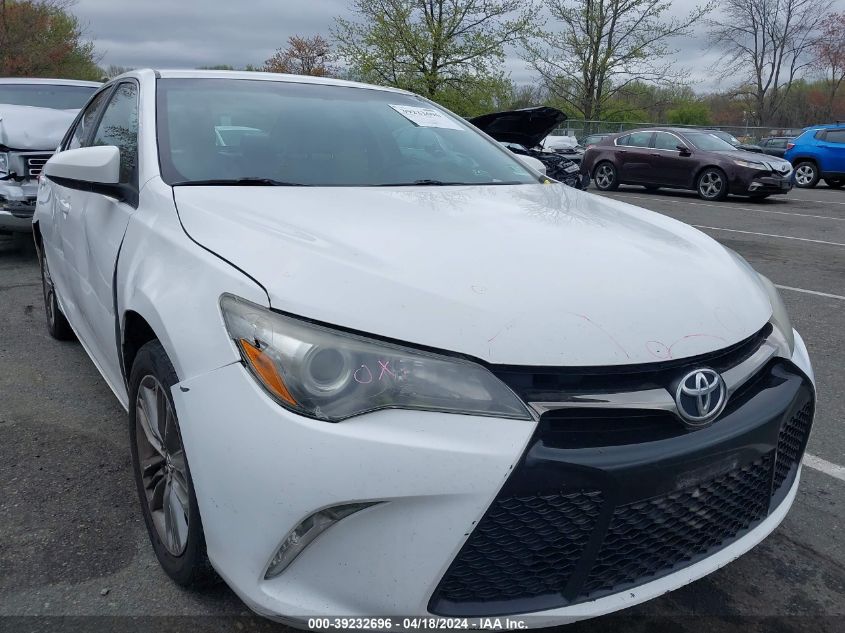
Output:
[{"xmin": 581, "ymin": 127, "xmax": 795, "ymax": 200}]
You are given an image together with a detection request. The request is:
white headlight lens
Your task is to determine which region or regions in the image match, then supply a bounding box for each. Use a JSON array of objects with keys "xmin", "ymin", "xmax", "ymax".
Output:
[
  {"xmin": 220, "ymin": 294, "xmax": 531, "ymax": 422},
  {"xmin": 733, "ymin": 159, "xmax": 766, "ymax": 169},
  {"xmin": 756, "ymin": 274, "xmax": 795, "ymax": 355}
]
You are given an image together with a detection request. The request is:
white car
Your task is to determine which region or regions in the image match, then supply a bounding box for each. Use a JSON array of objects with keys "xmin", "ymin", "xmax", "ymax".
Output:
[{"xmin": 33, "ymin": 70, "xmax": 815, "ymax": 627}]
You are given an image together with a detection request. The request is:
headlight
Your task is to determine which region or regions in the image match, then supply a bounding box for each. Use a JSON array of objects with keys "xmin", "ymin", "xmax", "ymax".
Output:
[
  {"xmin": 723, "ymin": 248, "xmax": 794, "ymax": 356},
  {"xmin": 220, "ymin": 294, "xmax": 531, "ymax": 422},
  {"xmin": 733, "ymin": 159, "xmax": 767, "ymax": 169},
  {"xmin": 0, "ymin": 152, "xmax": 8, "ymax": 174},
  {"xmin": 756, "ymin": 274, "xmax": 795, "ymax": 356}
]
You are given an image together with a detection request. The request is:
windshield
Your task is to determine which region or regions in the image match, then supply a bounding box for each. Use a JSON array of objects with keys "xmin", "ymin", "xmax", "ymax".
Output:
[
  {"xmin": 156, "ymin": 78, "xmax": 538, "ymax": 187},
  {"xmin": 684, "ymin": 132, "xmax": 738, "ymax": 152},
  {"xmin": 709, "ymin": 130, "xmax": 740, "ymax": 145},
  {"xmin": 0, "ymin": 84, "xmax": 98, "ymax": 109}
]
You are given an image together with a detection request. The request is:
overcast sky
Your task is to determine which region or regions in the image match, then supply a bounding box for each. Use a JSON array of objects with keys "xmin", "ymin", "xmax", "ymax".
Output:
[{"xmin": 71, "ymin": 0, "xmax": 772, "ymax": 93}]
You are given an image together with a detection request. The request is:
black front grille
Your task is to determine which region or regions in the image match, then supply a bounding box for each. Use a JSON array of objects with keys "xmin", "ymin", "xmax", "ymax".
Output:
[
  {"xmin": 581, "ymin": 454, "xmax": 772, "ymax": 598},
  {"xmin": 434, "ymin": 491, "xmax": 602, "ymax": 606},
  {"xmin": 774, "ymin": 401, "xmax": 814, "ymax": 489},
  {"xmin": 430, "ymin": 360, "xmax": 814, "ymax": 617}
]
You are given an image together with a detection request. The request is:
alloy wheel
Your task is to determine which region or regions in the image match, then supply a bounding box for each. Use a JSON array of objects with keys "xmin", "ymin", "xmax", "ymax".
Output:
[
  {"xmin": 134, "ymin": 375, "xmax": 190, "ymax": 556},
  {"xmin": 595, "ymin": 164, "xmax": 615, "ymax": 189},
  {"xmin": 699, "ymin": 171, "xmax": 724, "ymax": 199},
  {"xmin": 795, "ymin": 164, "xmax": 816, "ymax": 186}
]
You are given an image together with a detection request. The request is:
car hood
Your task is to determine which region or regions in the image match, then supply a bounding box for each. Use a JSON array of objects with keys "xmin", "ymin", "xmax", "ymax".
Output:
[
  {"xmin": 0, "ymin": 104, "xmax": 76, "ymax": 150},
  {"xmin": 714, "ymin": 149, "xmax": 791, "ymax": 166},
  {"xmin": 174, "ymin": 184, "xmax": 773, "ymax": 366},
  {"xmin": 470, "ymin": 107, "xmax": 566, "ymax": 149}
]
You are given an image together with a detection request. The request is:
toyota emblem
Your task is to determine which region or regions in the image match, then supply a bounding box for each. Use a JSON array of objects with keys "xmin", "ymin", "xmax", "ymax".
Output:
[{"xmin": 675, "ymin": 368, "xmax": 727, "ymax": 427}]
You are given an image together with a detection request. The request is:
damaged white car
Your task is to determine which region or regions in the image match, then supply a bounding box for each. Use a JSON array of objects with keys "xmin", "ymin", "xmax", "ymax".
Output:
[
  {"xmin": 34, "ymin": 70, "xmax": 815, "ymax": 627},
  {"xmin": 0, "ymin": 78, "xmax": 99, "ymax": 242}
]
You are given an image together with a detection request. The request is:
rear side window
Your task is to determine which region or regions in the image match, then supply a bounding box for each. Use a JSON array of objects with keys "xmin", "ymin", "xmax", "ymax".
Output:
[
  {"xmin": 91, "ymin": 82, "xmax": 139, "ymax": 184},
  {"xmin": 769, "ymin": 138, "xmax": 787, "ymax": 148},
  {"xmin": 824, "ymin": 129, "xmax": 845, "ymax": 144},
  {"xmin": 616, "ymin": 131, "xmax": 652, "ymax": 148},
  {"xmin": 65, "ymin": 89, "xmax": 112, "ymax": 150}
]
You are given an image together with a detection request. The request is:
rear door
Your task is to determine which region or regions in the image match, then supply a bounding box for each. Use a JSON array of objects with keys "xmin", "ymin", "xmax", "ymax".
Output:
[
  {"xmin": 64, "ymin": 81, "xmax": 140, "ymax": 398},
  {"xmin": 616, "ymin": 131, "xmax": 655, "ymax": 183}
]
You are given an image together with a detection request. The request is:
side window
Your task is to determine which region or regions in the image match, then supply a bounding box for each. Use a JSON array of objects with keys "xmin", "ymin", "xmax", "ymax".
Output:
[
  {"xmin": 626, "ymin": 131, "xmax": 653, "ymax": 148},
  {"xmin": 654, "ymin": 132, "xmax": 680, "ymax": 150},
  {"xmin": 824, "ymin": 129, "xmax": 845, "ymax": 144},
  {"xmin": 771, "ymin": 138, "xmax": 787, "ymax": 148},
  {"xmin": 65, "ymin": 89, "xmax": 112, "ymax": 150},
  {"xmin": 615, "ymin": 134, "xmax": 630, "ymax": 146},
  {"xmin": 91, "ymin": 82, "xmax": 139, "ymax": 184}
]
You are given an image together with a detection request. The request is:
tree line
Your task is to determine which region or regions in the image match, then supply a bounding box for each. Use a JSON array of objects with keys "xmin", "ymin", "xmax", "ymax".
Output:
[{"xmin": 2, "ymin": 0, "xmax": 844, "ymax": 128}]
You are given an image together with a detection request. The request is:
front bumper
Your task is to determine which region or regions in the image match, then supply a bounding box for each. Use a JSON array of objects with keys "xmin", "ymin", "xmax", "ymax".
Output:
[
  {"xmin": 171, "ymin": 331, "xmax": 814, "ymax": 625},
  {"xmin": 0, "ymin": 179, "xmax": 37, "ymax": 233},
  {"xmin": 730, "ymin": 171, "xmax": 793, "ymax": 196}
]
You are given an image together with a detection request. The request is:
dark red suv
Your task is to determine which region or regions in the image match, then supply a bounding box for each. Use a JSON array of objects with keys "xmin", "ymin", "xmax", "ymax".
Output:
[{"xmin": 581, "ymin": 127, "xmax": 794, "ymax": 200}]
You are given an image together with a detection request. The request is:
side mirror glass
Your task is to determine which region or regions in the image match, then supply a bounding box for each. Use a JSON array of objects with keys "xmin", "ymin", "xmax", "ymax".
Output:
[{"xmin": 44, "ymin": 146, "xmax": 120, "ymax": 185}]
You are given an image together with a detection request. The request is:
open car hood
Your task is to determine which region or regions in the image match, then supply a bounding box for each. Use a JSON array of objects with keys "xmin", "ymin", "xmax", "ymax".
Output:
[
  {"xmin": 0, "ymin": 104, "xmax": 76, "ymax": 150},
  {"xmin": 470, "ymin": 107, "xmax": 566, "ymax": 149}
]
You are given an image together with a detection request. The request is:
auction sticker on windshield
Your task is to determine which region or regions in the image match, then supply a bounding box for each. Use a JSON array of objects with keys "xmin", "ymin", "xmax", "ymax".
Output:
[{"xmin": 389, "ymin": 104, "xmax": 464, "ymax": 130}]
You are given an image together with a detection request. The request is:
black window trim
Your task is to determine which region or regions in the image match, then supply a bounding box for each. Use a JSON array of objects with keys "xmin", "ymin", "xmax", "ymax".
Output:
[{"xmin": 52, "ymin": 78, "xmax": 141, "ymax": 208}]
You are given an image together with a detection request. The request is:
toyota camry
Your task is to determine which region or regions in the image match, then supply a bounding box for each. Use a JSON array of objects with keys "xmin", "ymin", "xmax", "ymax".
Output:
[{"xmin": 33, "ymin": 70, "xmax": 815, "ymax": 627}]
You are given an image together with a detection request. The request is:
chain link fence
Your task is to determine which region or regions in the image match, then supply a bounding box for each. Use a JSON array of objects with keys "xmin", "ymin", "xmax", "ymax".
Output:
[{"xmin": 552, "ymin": 120, "xmax": 806, "ymax": 143}]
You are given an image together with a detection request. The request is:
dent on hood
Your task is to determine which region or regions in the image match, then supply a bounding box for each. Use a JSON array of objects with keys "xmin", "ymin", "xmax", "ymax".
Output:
[{"xmin": 0, "ymin": 104, "xmax": 76, "ymax": 150}]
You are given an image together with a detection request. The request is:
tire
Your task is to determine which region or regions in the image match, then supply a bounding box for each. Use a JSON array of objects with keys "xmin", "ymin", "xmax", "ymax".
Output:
[
  {"xmin": 129, "ymin": 340, "xmax": 217, "ymax": 587},
  {"xmin": 824, "ymin": 178, "xmax": 844, "ymax": 189},
  {"xmin": 593, "ymin": 162, "xmax": 619, "ymax": 191},
  {"xmin": 696, "ymin": 167, "xmax": 728, "ymax": 201},
  {"xmin": 644, "ymin": 185, "xmax": 660, "ymax": 192},
  {"xmin": 39, "ymin": 249, "xmax": 75, "ymax": 341},
  {"xmin": 794, "ymin": 161, "xmax": 819, "ymax": 188}
]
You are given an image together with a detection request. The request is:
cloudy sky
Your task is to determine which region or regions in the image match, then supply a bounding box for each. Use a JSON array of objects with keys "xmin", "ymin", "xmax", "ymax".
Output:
[{"xmin": 73, "ymin": 0, "xmax": 737, "ymax": 92}]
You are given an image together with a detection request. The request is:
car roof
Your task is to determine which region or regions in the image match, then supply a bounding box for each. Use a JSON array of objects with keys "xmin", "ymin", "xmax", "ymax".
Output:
[
  {"xmin": 801, "ymin": 123, "xmax": 845, "ymax": 131},
  {"xmin": 0, "ymin": 77, "xmax": 101, "ymax": 87},
  {"xmin": 146, "ymin": 69, "xmax": 412, "ymax": 95}
]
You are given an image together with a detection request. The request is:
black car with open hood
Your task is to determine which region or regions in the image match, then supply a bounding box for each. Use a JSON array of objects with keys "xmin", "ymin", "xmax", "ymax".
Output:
[{"xmin": 470, "ymin": 107, "xmax": 585, "ymax": 188}]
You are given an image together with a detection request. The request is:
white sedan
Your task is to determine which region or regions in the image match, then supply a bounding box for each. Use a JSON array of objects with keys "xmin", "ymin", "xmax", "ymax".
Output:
[{"xmin": 34, "ymin": 70, "xmax": 815, "ymax": 627}]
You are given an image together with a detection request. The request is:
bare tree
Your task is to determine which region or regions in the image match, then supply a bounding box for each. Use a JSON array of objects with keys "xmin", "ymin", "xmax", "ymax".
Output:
[
  {"xmin": 264, "ymin": 34, "xmax": 335, "ymax": 77},
  {"xmin": 710, "ymin": 0, "xmax": 832, "ymax": 126},
  {"xmin": 333, "ymin": 0, "xmax": 534, "ymax": 100},
  {"xmin": 812, "ymin": 11, "xmax": 845, "ymax": 119},
  {"xmin": 522, "ymin": 0, "xmax": 711, "ymax": 121}
]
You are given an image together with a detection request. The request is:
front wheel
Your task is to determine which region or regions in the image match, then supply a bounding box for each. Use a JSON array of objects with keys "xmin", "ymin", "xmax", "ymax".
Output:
[
  {"xmin": 697, "ymin": 168, "xmax": 728, "ymax": 201},
  {"xmin": 794, "ymin": 161, "xmax": 819, "ymax": 188},
  {"xmin": 593, "ymin": 162, "xmax": 619, "ymax": 191},
  {"xmin": 129, "ymin": 340, "xmax": 217, "ymax": 587},
  {"xmin": 39, "ymin": 249, "xmax": 75, "ymax": 340},
  {"xmin": 824, "ymin": 178, "xmax": 844, "ymax": 189}
]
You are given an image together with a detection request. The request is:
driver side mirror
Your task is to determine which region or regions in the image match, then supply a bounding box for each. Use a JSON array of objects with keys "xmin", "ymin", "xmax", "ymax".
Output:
[
  {"xmin": 676, "ymin": 144, "xmax": 691, "ymax": 155},
  {"xmin": 45, "ymin": 145, "xmax": 120, "ymax": 184},
  {"xmin": 43, "ymin": 145, "xmax": 135, "ymax": 205}
]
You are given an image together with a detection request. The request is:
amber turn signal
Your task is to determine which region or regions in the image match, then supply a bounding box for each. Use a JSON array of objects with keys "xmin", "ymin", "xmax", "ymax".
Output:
[{"xmin": 239, "ymin": 338, "xmax": 298, "ymax": 406}]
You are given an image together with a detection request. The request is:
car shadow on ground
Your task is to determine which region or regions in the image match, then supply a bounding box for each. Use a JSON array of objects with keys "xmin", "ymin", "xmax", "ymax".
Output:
[{"xmin": 603, "ymin": 185, "xmax": 792, "ymax": 204}]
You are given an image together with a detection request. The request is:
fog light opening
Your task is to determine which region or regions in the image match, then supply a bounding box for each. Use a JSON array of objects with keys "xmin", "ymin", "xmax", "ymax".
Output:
[{"xmin": 264, "ymin": 502, "xmax": 379, "ymax": 579}]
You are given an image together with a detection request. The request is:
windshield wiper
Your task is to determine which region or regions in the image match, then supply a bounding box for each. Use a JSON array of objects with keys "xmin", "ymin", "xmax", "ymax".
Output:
[
  {"xmin": 172, "ymin": 178, "xmax": 310, "ymax": 187},
  {"xmin": 377, "ymin": 179, "xmax": 474, "ymax": 186}
]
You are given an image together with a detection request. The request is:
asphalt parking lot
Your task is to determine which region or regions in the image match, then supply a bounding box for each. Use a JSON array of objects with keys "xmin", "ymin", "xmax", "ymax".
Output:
[{"xmin": 1, "ymin": 184, "xmax": 843, "ymax": 633}]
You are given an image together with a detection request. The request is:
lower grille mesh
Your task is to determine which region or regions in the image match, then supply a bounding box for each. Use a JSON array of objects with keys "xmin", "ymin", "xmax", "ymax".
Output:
[
  {"xmin": 580, "ymin": 454, "xmax": 773, "ymax": 597},
  {"xmin": 434, "ymin": 491, "xmax": 603, "ymax": 604},
  {"xmin": 774, "ymin": 401, "xmax": 814, "ymax": 489}
]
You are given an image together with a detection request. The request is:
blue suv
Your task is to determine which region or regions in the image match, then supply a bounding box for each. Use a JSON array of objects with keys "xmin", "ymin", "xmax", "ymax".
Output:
[{"xmin": 784, "ymin": 124, "xmax": 845, "ymax": 188}]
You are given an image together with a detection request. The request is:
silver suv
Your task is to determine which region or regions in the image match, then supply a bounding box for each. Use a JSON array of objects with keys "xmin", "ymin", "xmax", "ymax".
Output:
[{"xmin": 1, "ymin": 78, "xmax": 99, "ymax": 241}]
